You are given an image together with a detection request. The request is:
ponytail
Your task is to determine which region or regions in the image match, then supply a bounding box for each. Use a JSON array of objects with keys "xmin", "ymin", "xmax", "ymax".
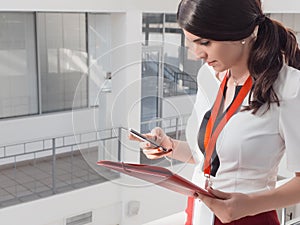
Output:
[
  {"xmin": 247, "ymin": 16, "xmax": 300, "ymax": 114},
  {"xmin": 282, "ymin": 27, "xmax": 300, "ymax": 69}
]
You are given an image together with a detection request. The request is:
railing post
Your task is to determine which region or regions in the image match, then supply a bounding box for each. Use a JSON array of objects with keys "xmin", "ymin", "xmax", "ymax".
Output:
[
  {"xmin": 52, "ymin": 138, "xmax": 57, "ymax": 194},
  {"xmin": 175, "ymin": 72, "xmax": 178, "ymax": 94},
  {"xmin": 281, "ymin": 207, "xmax": 286, "ymax": 225},
  {"xmin": 118, "ymin": 127, "xmax": 122, "ymax": 161},
  {"xmin": 175, "ymin": 117, "xmax": 179, "ymax": 139}
]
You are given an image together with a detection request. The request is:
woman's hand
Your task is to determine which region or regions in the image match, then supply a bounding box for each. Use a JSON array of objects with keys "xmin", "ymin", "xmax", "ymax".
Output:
[
  {"xmin": 195, "ymin": 187, "xmax": 254, "ymax": 223},
  {"xmin": 128, "ymin": 127, "xmax": 173, "ymax": 159}
]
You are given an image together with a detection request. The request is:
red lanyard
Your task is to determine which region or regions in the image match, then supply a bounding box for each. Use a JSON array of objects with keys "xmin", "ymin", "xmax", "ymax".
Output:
[{"xmin": 203, "ymin": 71, "xmax": 253, "ymax": 179}]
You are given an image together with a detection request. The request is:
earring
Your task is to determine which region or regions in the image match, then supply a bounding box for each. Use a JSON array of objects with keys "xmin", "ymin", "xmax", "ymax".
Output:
[{"xmin": 241, "ymin": 40, "xmax": 246, "ymax": 45}]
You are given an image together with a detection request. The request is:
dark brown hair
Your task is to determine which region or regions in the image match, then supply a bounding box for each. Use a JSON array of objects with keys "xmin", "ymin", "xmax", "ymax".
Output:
[{"xmin": 177, "ymin": 0, "xmax": 300, "ymax": 113}]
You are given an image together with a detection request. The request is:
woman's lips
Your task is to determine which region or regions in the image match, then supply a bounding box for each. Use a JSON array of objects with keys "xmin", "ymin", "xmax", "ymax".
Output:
[{"xmin": 207, "ymin": 61, "xmax": 216, "ymax": 66}]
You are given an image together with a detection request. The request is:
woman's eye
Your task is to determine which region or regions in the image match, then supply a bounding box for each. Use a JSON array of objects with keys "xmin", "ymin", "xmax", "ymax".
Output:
[
  {"xmin": 194, "ymin": 40, "xmax": 210, "ymax": 46},
  {"xmin": 200, "ymin": 41, "xmax": 210, "ymax": 46}
]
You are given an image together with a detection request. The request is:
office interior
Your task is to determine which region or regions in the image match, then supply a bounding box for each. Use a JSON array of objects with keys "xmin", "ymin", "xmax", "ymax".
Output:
[{"xmin": 0, "ymin": 0, "xmax": 299, "ymax": 224}]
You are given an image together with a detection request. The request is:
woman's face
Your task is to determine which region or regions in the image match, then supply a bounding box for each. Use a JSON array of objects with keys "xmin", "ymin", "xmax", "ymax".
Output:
[{"xmin": 183, "ymin": 29, "xmax": 249, "ymax": 72}]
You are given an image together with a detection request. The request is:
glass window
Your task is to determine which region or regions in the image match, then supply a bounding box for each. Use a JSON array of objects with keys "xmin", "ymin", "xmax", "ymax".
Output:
[
  {"xmin": 88, "ymin": 13, "xmax": 112, "ymax": 107},
  {"xmin": 142, "ymin": 13, "xmax": 201, "ymax": 98},
  {"xmin": 37, "ymin": 13, "xmax": 88, "ymax": 113},
  {"xmin": 0, "ymin": 12, "xmax": 38, "ymax": 118},
  {"xmin": 142, "ymin": 13, "xmax": 164, "ymax": 45}
]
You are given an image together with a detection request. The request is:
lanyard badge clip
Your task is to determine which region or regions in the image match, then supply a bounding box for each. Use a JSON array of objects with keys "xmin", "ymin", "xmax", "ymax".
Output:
[{"xmin": 204, "ymin": 173, "xmax": 212, "ymax": 189}]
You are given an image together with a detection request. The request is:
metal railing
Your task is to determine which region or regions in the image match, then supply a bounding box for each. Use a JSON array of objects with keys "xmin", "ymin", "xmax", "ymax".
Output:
[
  {"xmin": 0, "ymin": 127, "xmax": 123, "ymax": 208},
  {"xmin": 0, "ymin": 114, "xmax": 190, "ymax": 208},
  {"xmin": 0, "ymin": 127, "xmax": 122, "ymax": 165},
  {"xmin": 141, "ymin": 114, "xmax": 190, "ymax": 139}
]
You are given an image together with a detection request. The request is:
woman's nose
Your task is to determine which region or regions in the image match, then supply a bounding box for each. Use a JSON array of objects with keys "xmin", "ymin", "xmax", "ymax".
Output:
[
  {"xmin": 192, "ymin": 43, "xmax": 206, "ymax": 59},
  {"xmin": 193, "ymin": 46, "xmax": 206, "ymax": 60}
]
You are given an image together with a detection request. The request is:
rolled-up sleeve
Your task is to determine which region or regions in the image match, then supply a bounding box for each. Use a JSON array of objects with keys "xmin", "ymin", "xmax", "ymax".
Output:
[{"xmin": 279, "ymin": 74, "xmax": 300, "ymax": 172}]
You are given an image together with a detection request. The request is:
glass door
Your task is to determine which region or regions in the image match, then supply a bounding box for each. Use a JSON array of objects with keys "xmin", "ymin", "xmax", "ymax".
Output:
[{"xmin": 141, "ymin": 46, "xmax": 164, "ymax": 133}]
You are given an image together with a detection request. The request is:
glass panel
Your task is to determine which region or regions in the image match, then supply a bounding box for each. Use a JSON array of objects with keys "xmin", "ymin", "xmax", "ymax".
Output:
[
  {"xmin": 140, "ymin": 48, "xmax": 162, "ymax": 165},
  {"xmin": 88, "ymin": 13, "xmax": 112, "ymax": 107},
  {"xmin": 0, "ymin": 12, "xmax": 38, "ymax": 118},
  {"xmin": 142, "ymin": 13, "xmax": 164, "ymax": 45},
  {"xmin": 164, "ymin": 13, "xmax": 201, "ymax": 96},
  {"xmin": 37, "ymin": 13, "xmax": 88, "ymax": 113},
  {"xmin": 141, "ymin": 48, "xmax": 161, "ymax": 133},
  {"xmin": 142, "ymin": 13, "xmax": 201, "ymax": 98}
]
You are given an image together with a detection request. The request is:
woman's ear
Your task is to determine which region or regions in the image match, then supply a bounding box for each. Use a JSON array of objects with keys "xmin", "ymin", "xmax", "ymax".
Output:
[{"xmin": 252, "ymin": 25, "xmax": 259, "ymax": 39}]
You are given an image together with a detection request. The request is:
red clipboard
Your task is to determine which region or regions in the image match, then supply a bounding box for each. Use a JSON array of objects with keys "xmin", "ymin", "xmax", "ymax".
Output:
[{"xmin": 97, "ymin": 160, "xmax": 215, "ymax": 198}]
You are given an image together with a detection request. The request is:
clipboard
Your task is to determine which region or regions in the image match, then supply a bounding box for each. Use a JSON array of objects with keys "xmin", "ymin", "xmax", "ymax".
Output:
[{"xmin": 97, "ymin": 160, "xmax": 215, "ymax": 198}]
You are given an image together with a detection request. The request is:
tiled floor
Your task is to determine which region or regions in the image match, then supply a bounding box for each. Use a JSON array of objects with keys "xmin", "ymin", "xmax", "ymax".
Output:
[{"xmin": 0, "ymin": 148, "xmax": 119, "ymax": 208}]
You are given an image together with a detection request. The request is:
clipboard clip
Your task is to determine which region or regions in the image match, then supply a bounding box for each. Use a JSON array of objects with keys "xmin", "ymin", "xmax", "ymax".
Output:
[{"xmin": 122, "ymin": 162, "xmax": 131, "ymax": 173}]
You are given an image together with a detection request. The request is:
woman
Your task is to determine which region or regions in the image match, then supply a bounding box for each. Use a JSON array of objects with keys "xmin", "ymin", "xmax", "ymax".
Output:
[{"xmin": 130, "ymin": 0, "xmax": 300, "ymax": 224}]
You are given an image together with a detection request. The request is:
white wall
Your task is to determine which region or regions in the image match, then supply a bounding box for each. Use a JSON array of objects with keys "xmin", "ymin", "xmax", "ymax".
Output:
[
  {"xmin": 0, "ymin": 0, "xmax": 180, "ymax": 12},
  {"xmin": 0, "ymin": 163, "xmax": 194, "ymax": 225},
  {"xmin": 0, "ymin": 181, "xmax": 122, "ymax": 225},
  {"xmin": 263, "ymin": 0, "xmax": 300, "ymax": 13},
  {"xmin": 0, "ymin": 108, "xmax": 99, "ymax": 146},
  {"xmin": 3, "ymin": 0, "xmax": 300, "ymax": 14}
]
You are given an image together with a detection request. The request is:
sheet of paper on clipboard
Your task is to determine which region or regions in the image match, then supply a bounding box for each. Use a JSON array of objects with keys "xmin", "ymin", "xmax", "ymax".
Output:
[{"xmin": 97, "ymin": 160, "xmax": 215, "ymax": 198}]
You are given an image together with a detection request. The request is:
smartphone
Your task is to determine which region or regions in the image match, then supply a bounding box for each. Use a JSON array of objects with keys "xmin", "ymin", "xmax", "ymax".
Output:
[{"xmin": 129, "ymin": 128, "xmax": 168, "ymax": 152}]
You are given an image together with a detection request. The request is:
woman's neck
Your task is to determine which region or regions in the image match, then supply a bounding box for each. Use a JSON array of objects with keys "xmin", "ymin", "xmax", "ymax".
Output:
[{"xmin": 229, "ymin": 67, "xmax": 250, "ymax": 86}]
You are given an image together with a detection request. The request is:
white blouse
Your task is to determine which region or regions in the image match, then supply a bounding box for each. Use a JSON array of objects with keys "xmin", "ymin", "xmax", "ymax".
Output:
[{"xmin": 185, "ymin": 63, "xmax": 300, "ymax": 224}]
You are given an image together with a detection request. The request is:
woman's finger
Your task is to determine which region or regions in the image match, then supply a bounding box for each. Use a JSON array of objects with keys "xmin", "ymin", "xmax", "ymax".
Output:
[
  {"xmin": 128, "ymin": 132, "xmax": 156, "ymax": 143},
  {"xmin": 208, "ymin": 187, "xmax": 231, "ymax": 200},
  {"xmin": 142, "ymin": 147, "xmax": 165, "ymax": 155},
  {"xmin": 142, "ymin": 148, "xmax": 172, "ymax": 159}
]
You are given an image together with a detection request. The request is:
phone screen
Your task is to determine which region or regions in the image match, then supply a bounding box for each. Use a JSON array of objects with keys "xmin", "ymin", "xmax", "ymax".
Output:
[{"xmin": 129, "ymin": 128, "xmax": 168, "ymax": 152}]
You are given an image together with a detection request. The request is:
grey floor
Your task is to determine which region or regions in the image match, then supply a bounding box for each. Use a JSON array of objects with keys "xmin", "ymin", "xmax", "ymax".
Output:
[{"xmin": 0, "ymin": 148, "xmax": 119, "ymax": 208}]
